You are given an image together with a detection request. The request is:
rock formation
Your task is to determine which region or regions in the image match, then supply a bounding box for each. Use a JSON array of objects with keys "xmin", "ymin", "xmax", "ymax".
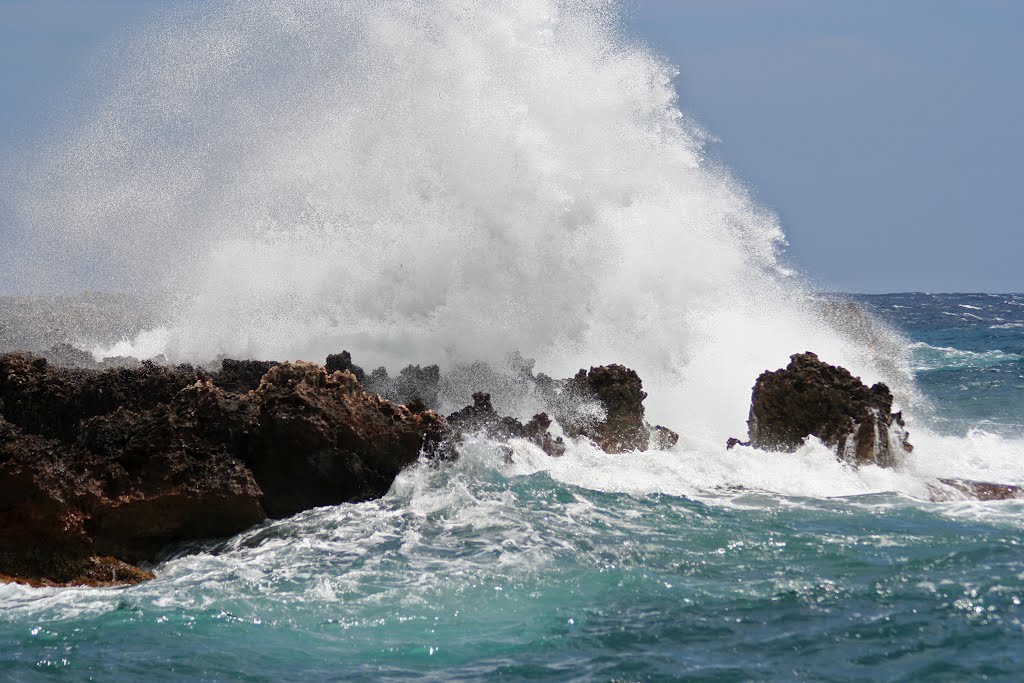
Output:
[
  {"xmin": 0, "ymin": 353, "xmax": 443, "ymax": 586},
  {"xmin": 735, "ymin": 352, "xmax": 1020, "ymax": 501},
  {"xmin": 926, "ymin": 478, "xmax": 1022, "ymax": 502},
  {"xmin": 742, "ymin": 352, "xmax": 910, "ymax": 467},
  {"xmin": 246, "ymin": 362, "xmax": 445, "ymax": 518},
  {"xmin": 445, "ymin": 392, "xmax": 566, "ymax": 458},
  {"xmin": 556, "ymin": 364, "xmax": 678, "ymax": 453},
  {"xmin": 0, "ymin": 346, "xmax": 677, "ymax": 587}
]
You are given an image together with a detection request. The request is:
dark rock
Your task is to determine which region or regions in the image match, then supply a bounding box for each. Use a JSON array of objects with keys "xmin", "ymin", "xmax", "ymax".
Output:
[
  {"xmin": 745, "ymin": 352, "xmax": 910, "ymax": 467},
  {"xmin": 0, "ymin": 353, "xmax": 200, "ymax": 442},
  {"xmin": 325, "ymin": 351, "xmax": 365, "ymax": 385},
  {"xmin": 214, "ymin": 358, "xmax": 279, "ymax": 393},
  {"xmin": 1, "ymin": 348, "xmax": 677, "ymax": 585},
  {"xmin": 45, "ymin": 343, "xmax": 98, "ymax": 369},
  {"xmin": 0, "ymin": 380, "xmax": 265, "ymax": 585},
  {"xmin": 445, "ymin": 392, "xmax": 566, "ymax": 458},
  {"xmin": 651, "ymin": 425, "xmax": 680, "ymax": 450},
  {"xmin": 0, "ymin": 353, "xmax": 446, "ymax": 585},
  {"xmin": 560, "ymin": 365, "xmax": 651, "ymax": 453},
  {"xmin": 366, "ymin": 362, "xmax": 441, "ymax": 409},
  {"xmin": 246, "ymin": 362, "xmax": 445, "ymax": 518},
  {"xmin": 77, "ymin": 380, "xmax": 266, "ymax": 561}
]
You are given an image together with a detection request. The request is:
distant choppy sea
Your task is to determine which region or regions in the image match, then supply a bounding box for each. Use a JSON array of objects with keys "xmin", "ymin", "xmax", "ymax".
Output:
[{"xmin": 1, "ymin": 293, "xmax": 1023, "ymax": 682}]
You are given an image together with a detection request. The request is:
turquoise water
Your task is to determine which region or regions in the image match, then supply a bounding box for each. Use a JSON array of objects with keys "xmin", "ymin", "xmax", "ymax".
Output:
[{"xmin": 3, "ymin": 294, "xmax": 1024, "ymax": 682}]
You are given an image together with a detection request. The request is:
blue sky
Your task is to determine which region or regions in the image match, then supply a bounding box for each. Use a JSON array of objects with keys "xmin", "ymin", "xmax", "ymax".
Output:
[{"xmin": 1, "ymin": 0, "xmax": 1021, "ymax": 293}]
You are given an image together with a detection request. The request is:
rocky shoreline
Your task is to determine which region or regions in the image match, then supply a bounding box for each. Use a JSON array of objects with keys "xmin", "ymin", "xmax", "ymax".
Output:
[{"xmin": 1, "ymin": 349, "xmax": 1018, "ymax": 587}]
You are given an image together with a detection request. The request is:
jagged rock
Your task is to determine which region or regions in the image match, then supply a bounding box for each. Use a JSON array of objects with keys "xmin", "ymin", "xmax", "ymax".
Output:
[
  {"xmin": 1, "ymin": 349, "xmax": 678, "ymax": 585},
  {"xmin": 247, "ymin": 362, "xmax": 445, "ymax": 518},
  {"xmin": 325, "ymin": 351, "xmax": 365, "ymax": 385},
  {"xmin": 215, "ymin": 358, "xmax": 279, "ymax": 393},
  {"xmin": 367, "ymin": 363, "xmax": 441, "ymax": 409},
  {"xmin": 77, "ymin": 381, "xmax": 266, "ymax": 562},
  {"xmin": 45, "ymin": 342, "xmax": 98, "ymax": 369},
  {"xmin": 0, "ymin": 353, "xmax": 199, "ymax": 441},
  {"xmin": 744, "ymin": 352, "xmax": 910, "ymax": 467},
  {"xmin": 0, "ymin": 379, "xmax": 265, "ymax": 585},
  {"xmin": 0, "ymin": 354, "xmax": 445, "ymax": 585},
  {"xmin": 560, "ymin": 364, "xmax": 653, "ymax": 453},
  {"xmin": 651, "ymin": 424, "xmax": 680, "ymax": 450},
  {"xmin": 446, "ymin": 392, "xmax": 565, "ymax": 458}
]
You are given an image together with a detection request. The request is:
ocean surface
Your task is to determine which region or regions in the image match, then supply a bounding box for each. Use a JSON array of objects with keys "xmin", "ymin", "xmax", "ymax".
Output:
[{"xmin": 1, "ymin": 292, "xmax": 1022, "ymax": 682}]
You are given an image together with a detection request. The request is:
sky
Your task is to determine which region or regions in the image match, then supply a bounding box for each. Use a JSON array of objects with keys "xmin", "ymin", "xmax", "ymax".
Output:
[{"xmin": 0, "ymin": 0, "xmax": 1021, "ymax": 293}]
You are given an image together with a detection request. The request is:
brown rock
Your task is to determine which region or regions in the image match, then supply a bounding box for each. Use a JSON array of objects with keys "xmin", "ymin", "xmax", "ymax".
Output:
[
  {"xmin": 214, "ymin": 358, "xmax": 279, "ymax": 393},
  {"xmin": 0, "ymin": 378, "xmax": 266, "ymax": 585},
  {"xmin": 560, "ymin": 365, "xmax": 652, "ymax": 453},
  {"xmin": 0, "ymin": 354, "xmax": 445, "ymax": 585},
  {"xmin": 445, "ymin": 392, "xmax": 566, "ymax": 458},
  {"xmin": 246, "ymin": 362, "xmax": 445, "ymax": 518},
  {"xmin": 0, "ymin": 352, "xmax": 199, "ymax": 442},
  {"xmin": 325, "ymin": 351, "xmax": 365, "ymax": 385},
  {"xmin": 745, "ymin": 352, "xmax": 910, "ymax": 467}
]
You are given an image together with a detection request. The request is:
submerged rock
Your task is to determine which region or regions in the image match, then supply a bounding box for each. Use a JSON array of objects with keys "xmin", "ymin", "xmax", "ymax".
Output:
[
  {"xmin": 927, "ymin": 478, "xmax": 1022, "ymax": 502},
  {"xmin": 744, "ymin": 352, "xmax": 910, "ymax": 467}
]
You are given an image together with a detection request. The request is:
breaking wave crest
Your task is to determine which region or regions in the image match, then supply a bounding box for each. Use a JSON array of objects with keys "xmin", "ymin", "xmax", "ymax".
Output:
[{"xmin": 12, "ymin": 0, "xmax": 913, "ymax": 441}]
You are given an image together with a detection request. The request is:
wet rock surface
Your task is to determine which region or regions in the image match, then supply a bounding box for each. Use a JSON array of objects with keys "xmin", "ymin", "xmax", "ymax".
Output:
[
  {"xmin": 558, "ymin": 364, "xmax": 678, "ymax": 453},
  {"xmin": 736, "ymin": 351, "xmax": 1020, "ymax": 503},
  {"xmin": 247, "ymin": 362, "xmax": 445, "ymax": 518},
  {"xmin": 0, "ymin": 346, "xmax": 675, "ymax": 586},
  {"xmin": 0, "ymin": 353, "xmax": 443, "ymax": 586},
  {"xmin": 927, "ymin": 478, "xmax": 1023, "ymax": 502},
  {"xmin": 445, "ymin": 392, "xmax": 566, "ymax": 458},
  {"xmin": 743, "ymin": 352, "xmax": 910, "ymax": 467}
]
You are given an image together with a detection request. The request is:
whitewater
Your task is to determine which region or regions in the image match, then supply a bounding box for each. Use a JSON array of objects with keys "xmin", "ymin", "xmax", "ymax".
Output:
[{"xmin": 2, "ymin": 1, "xmax": 1023, "ymax": 680}]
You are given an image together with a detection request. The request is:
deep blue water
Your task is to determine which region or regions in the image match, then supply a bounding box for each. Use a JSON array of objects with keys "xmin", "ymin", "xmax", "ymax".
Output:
[
  {"xmin": 2, "ymin": 293, "xmax": 1023, "ymax": 682},
  {"xmin": 854, "ymin": 293, "xmax": 1024, "ymax": 437}
]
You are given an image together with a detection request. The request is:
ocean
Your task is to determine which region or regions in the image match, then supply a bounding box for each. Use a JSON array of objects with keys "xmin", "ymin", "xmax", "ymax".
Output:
[
  {"xmin": 1, "ymin": 293, "xmax": 1022, "ymax": 681},
  {"xmin": 1, "ymin": 1, "xmax": 1022, "ymax": 680}
]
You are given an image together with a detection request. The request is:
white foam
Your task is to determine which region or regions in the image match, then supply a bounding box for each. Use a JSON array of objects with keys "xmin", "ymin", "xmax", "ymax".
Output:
[
  {"xmin": 15, "ymin": 0, "xmax": 910, "ymax": 442},
  {"xmin": 908, "ymin": 342, "xmax": 1021, "ymax": 371},
  {"xmin": 89, "ymin": 326, "xmax": 170, "ymax": 361}
]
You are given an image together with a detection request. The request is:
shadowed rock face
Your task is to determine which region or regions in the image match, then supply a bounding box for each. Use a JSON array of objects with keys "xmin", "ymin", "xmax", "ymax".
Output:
[
  {"xmin": 736, "ymin": 352, "xmax": 1022, "ymax": 503},
  {"xmin": 247, "ymin": 362, "xmax": 445, "ymax": 518},
  {"xmin": 1, "ymin": 349, "xmax": 673, "ymax": 587},
  {"xmin": 0, "ymin": 354, "xmax": 201, "ymax": 442},
  {"xmin": 216, "ymin": 359, "xmax": 279, "ymax": 393},
  {"xmin": 0, "ymin": 398, "xmax": 264, "ymax": 584},
  {"xmin": 558, "ymin": 364, "xmax": 678, "ymax": 454},
  {"xmin": 746, "ymin": 352, "xmax": 910, "ymax": 467},
  {"xmin": 0, "ymin": 354, "xmax": 443, "ymax": 586},
  {"xmin": 445, "ymin": 392, "xmax": 566, "ymax": 458}
]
